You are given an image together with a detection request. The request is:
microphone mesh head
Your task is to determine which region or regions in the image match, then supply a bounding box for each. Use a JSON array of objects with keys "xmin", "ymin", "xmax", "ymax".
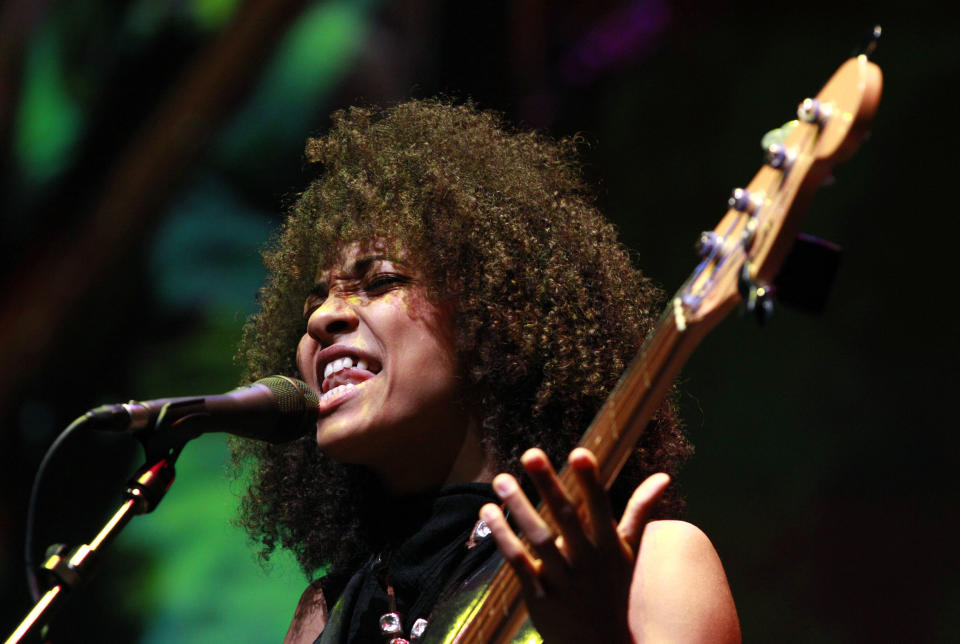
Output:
[
  {"xmin": 257, "ymin": 375, "xmax": 320, "ymax": 412},
  {"xmin": 255, "ymin": 376, "xmax": 319, "ymax": 442}
]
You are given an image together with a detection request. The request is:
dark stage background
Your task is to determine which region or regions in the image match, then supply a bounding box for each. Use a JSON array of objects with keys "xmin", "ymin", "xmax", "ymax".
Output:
[{"xmin": 2, "ymin": 1, "xmax": 957, "ymax": 642}]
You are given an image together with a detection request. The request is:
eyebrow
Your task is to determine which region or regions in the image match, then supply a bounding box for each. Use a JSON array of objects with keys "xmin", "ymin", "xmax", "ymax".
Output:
[{"xmin": 307, "ymin": 254, "xmax": 389, "ymax": 298}]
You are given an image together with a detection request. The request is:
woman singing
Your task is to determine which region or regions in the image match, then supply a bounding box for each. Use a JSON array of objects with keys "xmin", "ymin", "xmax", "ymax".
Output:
[{"xmin": 231, "ymin": 100, "xmax": 739, "ymax": 643}]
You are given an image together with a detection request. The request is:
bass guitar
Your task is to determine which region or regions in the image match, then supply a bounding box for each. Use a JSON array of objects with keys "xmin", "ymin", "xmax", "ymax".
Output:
[{"xmin": 435, "ymin": 51, "xmax": 883, "ymax": 643}]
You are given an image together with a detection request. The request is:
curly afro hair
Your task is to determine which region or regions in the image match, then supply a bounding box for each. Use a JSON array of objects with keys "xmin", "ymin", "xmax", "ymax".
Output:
[{"xmin": 230, "ymin": 99, "xmax": 692, "ymax": 595}]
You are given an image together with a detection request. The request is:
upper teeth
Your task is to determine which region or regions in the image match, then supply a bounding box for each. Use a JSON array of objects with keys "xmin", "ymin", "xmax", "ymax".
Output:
[{"xmin": 323, "ymin": 356, "xmax": 368, "ymax": 378}]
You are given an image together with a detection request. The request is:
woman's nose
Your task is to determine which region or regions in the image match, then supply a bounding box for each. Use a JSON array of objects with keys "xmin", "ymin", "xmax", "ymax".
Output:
[{"xmin": 306, "ymin": 294, "xmax": 359, "ymax": 344}]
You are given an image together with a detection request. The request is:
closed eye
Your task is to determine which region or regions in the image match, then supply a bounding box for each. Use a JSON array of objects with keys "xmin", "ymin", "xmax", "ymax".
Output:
[
  {"xmin": 364, "ymin": 273, "xmax": 409, "ymax": 293},
  {"xmin": 303, "ymin": 297, "xmax": 323, "ymax": 320},
  {"xmin": 302, "ymin": 283, "xmax": 330, "ymax": 320},
  {"xmin": 302, "ymin": 274, "xmax": 409, "ymax": 320}
]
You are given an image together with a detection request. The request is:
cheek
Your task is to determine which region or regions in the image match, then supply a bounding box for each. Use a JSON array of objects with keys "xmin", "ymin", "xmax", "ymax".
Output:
[
  {"xmin": 295, "ymin": 335, "xmax": 315, "ymax": 384},
  {"xmin": 405, "ymin": 331, "xmax": 460, "ymax": 397},
  {"xmin": 399, "ymin": 300, "xmax": 458, "ymax": 368}
]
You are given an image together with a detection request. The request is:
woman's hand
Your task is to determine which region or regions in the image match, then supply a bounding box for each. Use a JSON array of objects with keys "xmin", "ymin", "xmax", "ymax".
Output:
[{"xmin": 480, "ymin": 447, "xmax": 670, "ymax": 644}]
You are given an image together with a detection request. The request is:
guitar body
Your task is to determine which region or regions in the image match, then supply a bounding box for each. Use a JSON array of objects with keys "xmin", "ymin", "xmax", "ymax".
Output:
[
  {"xmin": 429, "ymin": 552, "xmax": 540, "ymax": 644},
  {"xmin": 427, "ymin": 54, "xmax": 883, "ymax": 643}
]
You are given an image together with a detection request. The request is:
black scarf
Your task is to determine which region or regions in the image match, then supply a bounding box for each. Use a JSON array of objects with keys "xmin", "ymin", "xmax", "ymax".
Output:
[{"xmin": 316, "ymin": 483, "xmax": 499, "ymax": 643}]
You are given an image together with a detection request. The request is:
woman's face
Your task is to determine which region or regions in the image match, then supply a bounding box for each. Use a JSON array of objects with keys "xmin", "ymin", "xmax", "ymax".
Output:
[{"xmin": 296, "ymin": 242, "xmax": 471, "ymax": 476}]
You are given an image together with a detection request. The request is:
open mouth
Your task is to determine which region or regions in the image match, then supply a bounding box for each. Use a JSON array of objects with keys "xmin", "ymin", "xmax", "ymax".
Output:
[{"xmin": 319, "ymin": 354, "xmax": 380, "ymax": 402}]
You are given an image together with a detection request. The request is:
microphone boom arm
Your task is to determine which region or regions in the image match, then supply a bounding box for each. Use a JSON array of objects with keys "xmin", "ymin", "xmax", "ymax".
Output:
[
  {"xmin": 6, "ymin": 456, "xmax": 177, "ymax": 644},
  {"xmin": 8, "ymin": 375, "xmax": 317, "ymax": 642}
]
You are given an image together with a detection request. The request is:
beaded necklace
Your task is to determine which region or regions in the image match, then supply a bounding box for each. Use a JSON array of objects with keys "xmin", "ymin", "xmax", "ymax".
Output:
[{"xmin": 375, "ymin": 516, "xmax": 492, "ymax": 643}]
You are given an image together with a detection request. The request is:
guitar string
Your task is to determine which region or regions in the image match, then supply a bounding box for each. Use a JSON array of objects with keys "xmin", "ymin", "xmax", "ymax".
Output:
[{"xmin": 688, "ymin": 119, "xmax": 819, "ymax": 309}]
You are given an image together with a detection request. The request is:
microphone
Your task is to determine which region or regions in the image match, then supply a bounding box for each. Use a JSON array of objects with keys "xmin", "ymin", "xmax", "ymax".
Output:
[{"xmin": 83, "ymin": 376, "xmax": 319, "ymax": 444}]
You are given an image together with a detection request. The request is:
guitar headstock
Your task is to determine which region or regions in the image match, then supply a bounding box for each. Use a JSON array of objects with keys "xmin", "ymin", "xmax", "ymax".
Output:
[{"xmin": 676, "ymin": 56, "xmax": 883, "ymax": 330}]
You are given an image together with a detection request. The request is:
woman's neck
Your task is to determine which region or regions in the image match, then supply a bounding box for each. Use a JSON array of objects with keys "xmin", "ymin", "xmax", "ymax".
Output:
[{"xmin": 375, "ymin": 422, "xmax": 497, "ymax": 495}]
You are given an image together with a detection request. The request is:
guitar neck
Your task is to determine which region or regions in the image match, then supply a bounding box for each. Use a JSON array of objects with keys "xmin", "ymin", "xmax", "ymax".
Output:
[{"xmin": 580, "ymin": 296, "xmax": 729, "ymax": 490}]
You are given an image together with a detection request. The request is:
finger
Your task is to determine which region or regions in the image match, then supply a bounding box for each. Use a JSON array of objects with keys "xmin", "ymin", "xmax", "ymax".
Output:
[
  {"xmin": 480, "ymin": 503, "xmax": 546, "ymax": 599},
  {"xmin": 491, "ymin": 473, "xmax": 568, "ymax": 576},
  {"xmin": 568, "ymin": 448, "xmax": 621, "ymax": 551},
  {"xmin": 617, "ymin": 472, "xmax": 671, "ymax": 554},
  {"xmin": 521, "ymin": 449, "xmax": 591, "ymax": 561}
]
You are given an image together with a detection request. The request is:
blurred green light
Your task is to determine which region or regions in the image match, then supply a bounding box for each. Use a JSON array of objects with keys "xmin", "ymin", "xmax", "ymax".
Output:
[
  {"xmin": 14, "ymin": 23, "xmax": 81, "ymax": 189},
  {"xmin": 121, "ymin": 432, "xmax": 304, "ymax": 643},
  {"xmin": 217, "ymin": 0, "xmax": 377, "ymax": 164},
  {"xmin": 188, "ymin": 0, "xmax": 242, "ymax": 30}
]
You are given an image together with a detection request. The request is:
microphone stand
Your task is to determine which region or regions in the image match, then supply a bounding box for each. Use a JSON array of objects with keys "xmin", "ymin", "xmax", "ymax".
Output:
[{"xmin": 6, "ymin": 432, "xmax": 184, "ymax": 644}]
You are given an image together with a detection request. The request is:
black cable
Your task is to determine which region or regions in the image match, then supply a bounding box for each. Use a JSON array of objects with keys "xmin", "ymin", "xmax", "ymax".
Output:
[{"xmin": 24, "ymin": 414, "xmax": 90, "ymax": 602}]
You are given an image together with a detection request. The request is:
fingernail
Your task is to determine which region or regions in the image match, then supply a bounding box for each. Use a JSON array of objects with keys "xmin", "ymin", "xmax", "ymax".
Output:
[
  {"xmin": 492, "ymin": 475, "xmax": 513, "ymax": 497},
  {"xmin": 480, "ymin": 504, "xmax": 497, "ymax": 522},
  {"xmin": 521, "ymin": 449, "xmax": 545, "ymax": 469}
]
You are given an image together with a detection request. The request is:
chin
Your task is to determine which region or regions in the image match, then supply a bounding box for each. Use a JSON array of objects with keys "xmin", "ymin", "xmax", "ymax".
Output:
[{"xmin": 314, "ymin": 416, "xmax": 389, "ymax": 465}]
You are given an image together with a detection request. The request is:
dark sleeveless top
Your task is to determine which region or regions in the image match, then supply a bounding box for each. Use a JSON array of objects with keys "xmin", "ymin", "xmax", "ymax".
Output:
[{"xmin": 314, "ymin": 483, "xmax": 501, "ymax": 644}]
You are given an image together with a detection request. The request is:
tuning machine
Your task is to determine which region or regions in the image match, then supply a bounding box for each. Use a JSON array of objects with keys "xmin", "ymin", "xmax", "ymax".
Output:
[
  {"xmin": 738, "ymin": 263, "xmax": 774, "ymax": 324},
  {"xmin": 761, "ymin": 120, "xmax": 798, "ymax": 172},
  {"xmin": 797, "ymin": 97, "xmax": 833, "ymax": 127},
  {"xmin": 728, "ymin": 187, "xmax": 764, "ymax": 215}
]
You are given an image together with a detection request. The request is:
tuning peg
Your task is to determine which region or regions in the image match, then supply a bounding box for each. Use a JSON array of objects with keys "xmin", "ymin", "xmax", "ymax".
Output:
[
  {"xmin": 728, "ymin": 188, "xmax": 763, "ymax": 214},
  {"xmin": 747, "ymin": 285, "xmax": 774, "ymax": 324},
  {"xmin": 798, "ymin": 97, "xmax": 832, "ymax": 126},
  {"xmin": 696, "ymin": 230, "xmax": 724, "ymax": 258},
  {"xmin": 738, "ymin": 263, "xmax": 774, "ymax": 324},
  {"xmin": 765, "ymin": 142, "xmax": 794, "ymax": 170}
]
